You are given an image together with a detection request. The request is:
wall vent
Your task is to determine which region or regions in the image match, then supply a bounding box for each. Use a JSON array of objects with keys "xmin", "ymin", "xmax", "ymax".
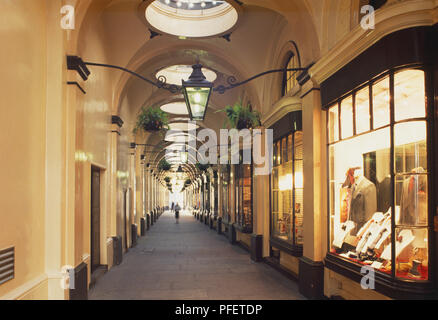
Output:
[{"xmin": 0, "ymin": 247, "xmax": 14, "ymax": 285}]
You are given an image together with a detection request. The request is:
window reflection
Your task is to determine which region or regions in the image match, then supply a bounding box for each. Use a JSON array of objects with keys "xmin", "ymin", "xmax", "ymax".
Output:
[
  {"xmin": 395, "ymin": 70, "xmax": 426, "ymax": 121},
  {"xmin": 373, "ymin": 77, "xmax": 390, "ymax": 129},
  {"xmin": 341, "ymin": 96, "xmax": 353, "ymax": 139},
  {"xmin": 355, "ymin": 86, "xmax": 370, "ymax": 134}
]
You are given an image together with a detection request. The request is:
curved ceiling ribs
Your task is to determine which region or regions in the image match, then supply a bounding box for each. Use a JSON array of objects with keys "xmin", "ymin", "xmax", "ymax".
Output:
[{"xmin": 75, "ymin": 0, "xmax": 321, "ymax": 190}]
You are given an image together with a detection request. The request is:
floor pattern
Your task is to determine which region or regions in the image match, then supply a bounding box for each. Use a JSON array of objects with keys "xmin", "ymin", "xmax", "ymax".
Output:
[{"xmin": 88, "ymin": 211, "xmax": 306, "ymax": 300}]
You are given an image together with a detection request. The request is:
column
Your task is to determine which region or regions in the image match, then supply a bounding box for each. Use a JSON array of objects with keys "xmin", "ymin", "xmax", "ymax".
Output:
[
  {"xmin": 299, "ymin": 79, "xmax": 326, "ymax": 299},
  {"xmin": 252, "ymin": 126, "xmax": 269, "ymax": 261}
]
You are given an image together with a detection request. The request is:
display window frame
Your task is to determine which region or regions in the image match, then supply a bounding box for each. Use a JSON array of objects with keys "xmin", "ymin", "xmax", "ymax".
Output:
[
  {"xmin": 269, "ymin": 126, "xmax": 304, "ymax": 257},
  {"xmin": 235, "ymin": 150, "xmax": 254, "ymax": 234},
  {"xmin": 324, "ymin": 64, "xmax": 436, "ymax": 297},
  {"xmin": 210, "ymin": 170, "xmax": 218, "ymax": 218},
  {"xmin": 220, "ymin": 164, "xmax": 232, "ymax": 223}
]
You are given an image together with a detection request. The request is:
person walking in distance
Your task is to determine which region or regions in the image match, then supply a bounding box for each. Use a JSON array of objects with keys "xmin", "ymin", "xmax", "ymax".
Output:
[
  {"xmin": 174, "ymin": 203, "xmax": 181, "ymax": 223},
  {"xmin": 171, "ymin": 202, "xmax": 174, "ymax": 213}
]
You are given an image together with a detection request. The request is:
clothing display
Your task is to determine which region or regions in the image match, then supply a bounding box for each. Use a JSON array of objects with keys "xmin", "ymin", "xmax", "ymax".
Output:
[
  {"xmin": 377, "ymin": 176, "xmax": 391, "ymax": 213},
  {"xmin": 399, "ymin": 167, "xmax": 427, "ymax": 225},
  {"xmin": 349, "ymin": 176, "xmax": 377, "ymax": 233},
  {"xmin": 333, "ymin": 221, "xmax": 356, "ymax": 249},
  {"xmin": 327, "ymin": 66, "xmax": 433, "ymax": 289}
]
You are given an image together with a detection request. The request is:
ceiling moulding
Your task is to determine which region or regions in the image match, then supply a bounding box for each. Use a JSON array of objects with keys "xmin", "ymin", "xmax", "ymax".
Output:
[{"xmin": 310, "ymin": 0, "xmax": 438, "ymax": 84}]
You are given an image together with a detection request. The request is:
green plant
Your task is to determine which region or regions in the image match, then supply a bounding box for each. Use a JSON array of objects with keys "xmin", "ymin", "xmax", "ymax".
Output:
[
  {"xmin": 134, "ymin": 106, "xmax": 169, "ymax": 133},
  {"xmin": 216, "ymin": 100, "xmax": 261, "ymax": 130},
  {"xmin": 196, "ymin": 162, "xmax": 210, "ymax": 172},
  {"xmin": 158, "ymin": 159, "xmax": 171, "ymax": 172},
  {"xmin": 164, "ymin": 177, "xmax": 171, "ymax": 183}
]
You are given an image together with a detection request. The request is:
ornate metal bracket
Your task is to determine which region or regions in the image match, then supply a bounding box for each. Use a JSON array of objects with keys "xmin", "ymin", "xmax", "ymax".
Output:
[{"xmin": 67, "ymin": 56, "xmax": 310, "ymax": 95}]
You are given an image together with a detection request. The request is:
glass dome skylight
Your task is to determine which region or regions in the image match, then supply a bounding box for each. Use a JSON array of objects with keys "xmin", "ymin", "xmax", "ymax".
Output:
[{"xmin": 145, "ymin": 0, "xmax": 238, "ymax": 38}]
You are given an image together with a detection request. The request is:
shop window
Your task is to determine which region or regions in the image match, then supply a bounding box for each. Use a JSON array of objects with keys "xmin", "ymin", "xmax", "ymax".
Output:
[
  {"xmin": 221, "ymin": 165, "xmax": 230, "ymax": 222},
  {"xmin": 328, "ymin": 68, "xmax": 429, "ymax": 281},
  {"xmin": 282, "ymin": 53, "xmax": 299, "ymax": 96},
  {"xmin": 236, "ymin": 161, "xmax": 253, "ymax": 233},
  {"xmin": 271, "ymin": 130, "xmax": 304, "ymax": 246}
]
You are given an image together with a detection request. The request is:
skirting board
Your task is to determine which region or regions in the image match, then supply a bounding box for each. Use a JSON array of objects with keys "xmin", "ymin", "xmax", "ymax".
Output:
[{"xmin": 0, "ymin": 274, "xmax": 48, "ymax": 300}]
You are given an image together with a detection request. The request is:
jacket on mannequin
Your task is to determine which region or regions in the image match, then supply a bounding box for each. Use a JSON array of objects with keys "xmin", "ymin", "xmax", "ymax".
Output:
[
  {"xmin": 399, "ymin": 167, "xmax": 427, "ymax": 225},
  {"xmin": 350, "ymin": 176, "xmax": 377, "ymax": 233}
]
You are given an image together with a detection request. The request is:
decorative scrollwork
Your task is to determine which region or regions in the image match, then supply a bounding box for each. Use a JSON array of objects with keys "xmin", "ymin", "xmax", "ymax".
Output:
[
  {"xmin": 156, "ymin": 75, "xmax": 167, "ymax": 88},
  {"xmin": 227, "ymin": 76, "xmax": 237, "ymax": 86},
  {"xmin": 155, "ymin": 76, "xmax": 182, "ymax": 93}
]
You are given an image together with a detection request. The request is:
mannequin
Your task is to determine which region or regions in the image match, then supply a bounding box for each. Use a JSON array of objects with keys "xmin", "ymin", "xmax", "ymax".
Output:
[
  {"xmin": 349, "ymin": 168, "xmax": 377, "ymax": 233},
  {"xmin": 399, "ymin": 167, "xmax": 427, "ymax": 225}
]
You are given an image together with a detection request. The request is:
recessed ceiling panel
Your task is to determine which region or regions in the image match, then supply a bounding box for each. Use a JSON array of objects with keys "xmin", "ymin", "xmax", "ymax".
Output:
[
  {"xmin": 160, "ymin": 102, "xmax": 189, "ymax": 115},
  {"xmin": 169, "ymin": 122, "xmax": 199, "ymax": 131}
]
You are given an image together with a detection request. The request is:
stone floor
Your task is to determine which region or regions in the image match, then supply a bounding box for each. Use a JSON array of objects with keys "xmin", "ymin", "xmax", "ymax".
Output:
[{"xmin": 88, "ymin": 211, "xmax": 306, "ymax": 300}]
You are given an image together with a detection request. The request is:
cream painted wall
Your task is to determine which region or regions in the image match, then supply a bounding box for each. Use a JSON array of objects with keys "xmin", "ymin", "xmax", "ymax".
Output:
[{"xmin": 0, "ymin": 0, "xmax": 47, "ymax": 298}]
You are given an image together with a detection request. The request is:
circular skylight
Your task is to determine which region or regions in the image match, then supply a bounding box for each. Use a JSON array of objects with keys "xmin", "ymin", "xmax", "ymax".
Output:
[
  {"xmin": 145, "ymin": 0, "xmax": 238, "ymax": 38},
  {"xmin": 165, "ymin": 132, "xmax": 196, "ymax": 143},
  {"xmin": 160, "ymin": 102, "xmax": 189, "ymax": 115},
  {"xmin": 165, "ymin": 143, "xmax": 187, "ymax": 151},
  {"xmin": 156, "ymin": 65, "xmax": 217, "ymax": 86},
  {"xmin": 159, "ymin": 0, "xmax": 224, "ymax": 10},
  {"xmin": 168, "ymin": 122, "xmax": 199, "ymax": 131}
]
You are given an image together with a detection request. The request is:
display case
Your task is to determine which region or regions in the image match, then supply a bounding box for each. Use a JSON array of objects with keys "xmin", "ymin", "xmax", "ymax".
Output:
[{"xmin": 325, "ymin": 66, "xmax": 436, "ymax": 297}]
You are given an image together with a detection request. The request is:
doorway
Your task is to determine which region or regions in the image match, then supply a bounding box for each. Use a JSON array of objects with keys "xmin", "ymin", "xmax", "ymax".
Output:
[{"xmin": 90, "ymin": 166, "xmax": 101, "ymax": 273}]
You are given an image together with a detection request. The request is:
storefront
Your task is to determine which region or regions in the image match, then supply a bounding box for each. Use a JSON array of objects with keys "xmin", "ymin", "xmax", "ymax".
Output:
[
  {"xmin": 234, "ymin": 159, "xmax": 253, "ymax": 249},
  {"xmin": 220, "ymin": 164, "xmax": 233, "ymax": 237},
  {"xmin": 266, "ymin": 111, "xmax": 303, "ymax": 277},
  {"xmin": 321, "ymin": 26, "xmax": 438, "ymax": 299},
  {"xmin": 208, "ymin": 168, "xmax": 219, "ymax": 229}
]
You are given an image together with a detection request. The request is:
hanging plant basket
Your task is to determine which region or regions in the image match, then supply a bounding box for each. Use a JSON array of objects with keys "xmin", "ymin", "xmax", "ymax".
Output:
[
  {"xmin": 164, "ymin": 177, "xmax": 171, "ymax": 183},
  {"xmin": 216, "ymin": 100, "xmax": 261, "ymax": 130},
  {"xmin": 158, "ymin": 159, "xmax": 172, "ymax": 172},
  {"xmin": 134, "ymin": 106, "xmax": 169, "ymax": 133},
  {"xmin": 185, "ymin": 179, "xmax": 192, "ymax": 186}
]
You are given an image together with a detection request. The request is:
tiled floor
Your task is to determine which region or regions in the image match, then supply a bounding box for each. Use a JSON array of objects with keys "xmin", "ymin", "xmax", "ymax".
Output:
[{"xmin": 88, "ymin": 211, "xmax": 306, "ymax": 300}]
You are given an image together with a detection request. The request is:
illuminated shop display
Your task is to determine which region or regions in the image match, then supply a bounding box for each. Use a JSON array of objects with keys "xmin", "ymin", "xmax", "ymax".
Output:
[
  {"xmin": 236, "ymin": 163, "xmax": 253, "ymax": 233},
  {"xmin": 271, "ymin": 131, "xmax": 303, "ymax": 246},
  {"xmin": 220, "ymin": 164, "xmax": 231, "ymax": 223},
  {"xmin": 327, "ymin": 68, "xmax": 430, "ymax": 281}
]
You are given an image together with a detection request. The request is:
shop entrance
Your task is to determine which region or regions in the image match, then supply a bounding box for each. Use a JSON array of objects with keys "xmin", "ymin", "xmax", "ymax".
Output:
[{"xmin": 90, "ymin": 166, "xmax": 101, "ymax": 273}]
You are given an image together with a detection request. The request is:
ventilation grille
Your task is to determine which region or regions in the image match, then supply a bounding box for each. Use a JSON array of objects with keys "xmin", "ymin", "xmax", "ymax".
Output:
[{"xmin": 0, "ymin": 247, "xmax": 14, "ymax": 285}]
